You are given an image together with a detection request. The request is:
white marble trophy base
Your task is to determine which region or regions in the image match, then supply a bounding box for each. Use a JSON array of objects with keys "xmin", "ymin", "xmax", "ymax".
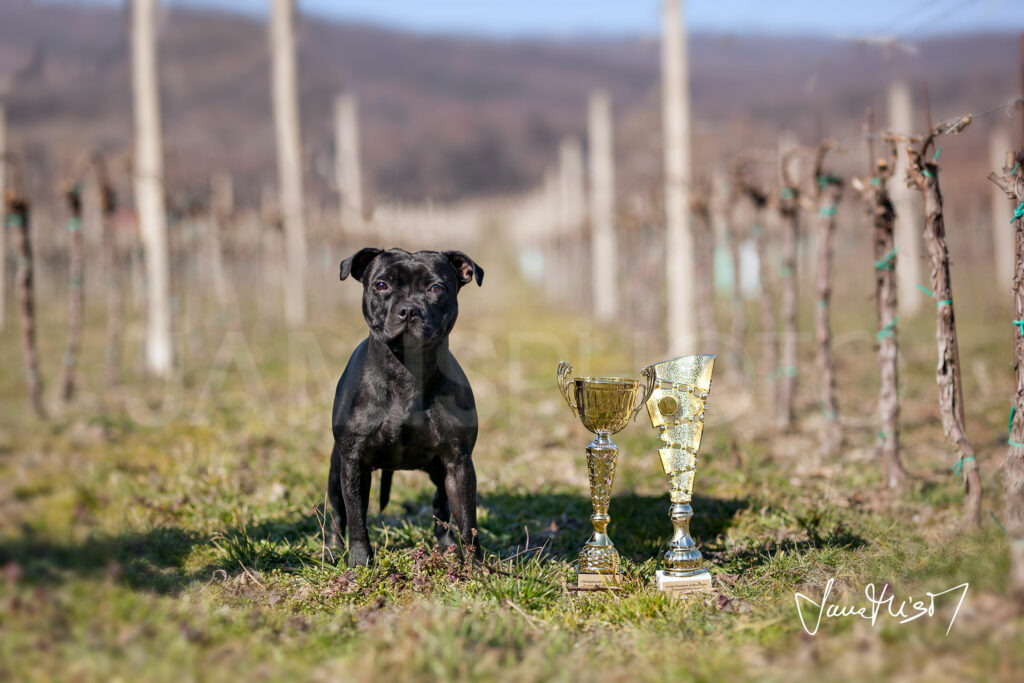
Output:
[{"xmin": 656, "ymin": 569, "xmax": 712, "ymax": 596}]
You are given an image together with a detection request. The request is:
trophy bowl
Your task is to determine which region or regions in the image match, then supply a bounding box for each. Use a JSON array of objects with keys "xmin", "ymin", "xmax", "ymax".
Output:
[
  {"xmin": 557, "ymin": 361, "xmax": 655, "ymax": 586},
  {"xmin": 564, "ymin": 376, "xmax": 648, "ymax": 434}
]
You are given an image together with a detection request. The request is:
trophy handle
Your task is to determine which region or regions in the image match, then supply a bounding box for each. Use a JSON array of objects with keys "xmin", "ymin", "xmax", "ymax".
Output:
[
  {"xmin": 556, "ymin": 361, "xmax": 578, "ymax": 415},
  {"xmin": 634, "ymin": 364, "xmax": 658, "ymax": 421}
]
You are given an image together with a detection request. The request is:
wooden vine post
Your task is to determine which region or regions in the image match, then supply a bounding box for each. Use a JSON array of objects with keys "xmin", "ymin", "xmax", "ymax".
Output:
[
  {"xmin": 95, "ymin": 157, "xmax": 122, "ymax": 387},
  {"xmin": 733, "ymin": 163, "xmax": 777, "ymax": 402},
  {"xmin": 59, "ymin": 181, "xmax": 85, "ymax": 402},
  {"xmin": 270, "ymin": 0, "xmax": 308, "ymax": 327},
  {"xmin": 4, "ymin": 181, "xmax": 46, "ymax": 418},
  {"xmin": 904, "ymin": 114, "xmax": 982, "ymax": 526},
  {"xmin": 661, "ymin": 0, "xmax": 697, "ymax": 354},
  {"xmin": 852, "ymin": 117, "xmax": 909, "ymax": 490},
  {"xmin": 776, "ymin": 149, "xmax": 801, "ymax": 432},
  {"xmin": 208, "ymin": 172, "xmax": 232, "ymax": 308},
  {"xmin": 0, "ymin": 106, "xmax": 6, "ymax": 331},
  {"xmin": 132, "ymin": 0, "xmax": 174, "ymax": 375},
  {"xmin": 690, "ymin": 182, "xmax": 718, "ymax": 349},
  {"xmin": 810, "ymin": 140, "xmax": 843, "ymax": 453},
  {"xmin": 719, "ymin": 174, "xmax": 746, "ymax": 367},
  {"xmin": 988, "ymin": 145, "xmax": 1024, "ymax": 593}
]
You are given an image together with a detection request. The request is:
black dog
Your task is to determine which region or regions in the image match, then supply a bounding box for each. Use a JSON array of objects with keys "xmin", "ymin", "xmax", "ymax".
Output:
[{"xmin": 328, "ymin": 247, "xmax": 483, "ymax": 566}]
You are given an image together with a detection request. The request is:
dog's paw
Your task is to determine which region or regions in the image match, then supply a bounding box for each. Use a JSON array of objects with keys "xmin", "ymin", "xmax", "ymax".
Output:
[
  {"xmin": 347, "ymin": 544, "xmax": 374, "ymax": 567},
  {"xmin": 435, "ymin": 528, "xmax": 458, "ymax": 552}
]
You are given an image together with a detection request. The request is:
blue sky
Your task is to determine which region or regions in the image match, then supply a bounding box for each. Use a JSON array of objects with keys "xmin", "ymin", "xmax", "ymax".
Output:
[{"xmin": 68, "ymin": 1, "xmax": 1024, "ymax": 38}]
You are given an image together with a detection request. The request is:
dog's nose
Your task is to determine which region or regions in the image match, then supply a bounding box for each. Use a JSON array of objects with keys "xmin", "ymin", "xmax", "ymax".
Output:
[{"xmin": 395, "ymin": 304, "xmax": 420, "ymax": 321}]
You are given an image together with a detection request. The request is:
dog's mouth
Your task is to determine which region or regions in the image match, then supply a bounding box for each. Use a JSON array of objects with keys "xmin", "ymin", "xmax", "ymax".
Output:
[{"xmin": 383, "ymin": 318, "xmax": 434, "ymax": 345}]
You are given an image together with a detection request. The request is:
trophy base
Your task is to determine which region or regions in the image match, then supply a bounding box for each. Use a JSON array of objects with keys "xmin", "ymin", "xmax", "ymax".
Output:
[
  {"xmin": 656, "ymin": 569, "xmax": 712, "ymax": 596},
  {"xmin": 576, "ymin": 572, "xmax": 621, "ymax": 589}
]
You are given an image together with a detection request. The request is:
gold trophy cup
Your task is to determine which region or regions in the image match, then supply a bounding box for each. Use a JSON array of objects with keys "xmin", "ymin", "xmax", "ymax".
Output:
[
  {"xmin": 557, "ymin": 361, "xmax": 655, "ymax": 587},
  {"xmin": 643, "ymin": 355, "xmax": 716, "ymax": 596}
]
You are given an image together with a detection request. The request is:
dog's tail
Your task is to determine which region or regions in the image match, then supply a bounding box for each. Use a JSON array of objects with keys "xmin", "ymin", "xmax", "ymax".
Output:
[{"xmin": 379, "ymin": 470, "xmax": 393, "ymax": 511}]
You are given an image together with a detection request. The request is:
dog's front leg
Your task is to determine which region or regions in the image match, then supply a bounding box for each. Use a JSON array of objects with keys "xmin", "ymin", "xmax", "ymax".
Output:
[
  {"xmin": 326, "ymin": 442, "xmax": 347, "ymax": 548},
  {"xmin": 341, "ymin": 456, "xmax": 374, "ymax": 566},
  {"xmin": 444, "ymin": 456, "xmax": 480, "ymax": 558},
  {"xmin": 427, "ymin": 459, "xmax": 456, "ymax": 550}
]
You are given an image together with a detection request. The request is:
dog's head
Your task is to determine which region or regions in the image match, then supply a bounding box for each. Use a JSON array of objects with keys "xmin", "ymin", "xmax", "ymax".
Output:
[{"xmin": 340, "ymin": 248, "xmax": 483, "ymax": 349}]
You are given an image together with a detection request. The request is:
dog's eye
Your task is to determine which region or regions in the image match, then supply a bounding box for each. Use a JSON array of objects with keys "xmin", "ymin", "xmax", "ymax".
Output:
[
  {"xmin": 373, "ymin": 281, "xmax": 389, "ymax": 292},
  {"xmin": 428, "ymin": 283, "xmax": 446, "ymax": 294}
]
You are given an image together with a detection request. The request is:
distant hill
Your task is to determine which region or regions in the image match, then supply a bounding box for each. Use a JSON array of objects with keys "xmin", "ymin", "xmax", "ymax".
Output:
[{"xmin": 0, "ymin": 0, "xmax": 1019, "ymax": 206}]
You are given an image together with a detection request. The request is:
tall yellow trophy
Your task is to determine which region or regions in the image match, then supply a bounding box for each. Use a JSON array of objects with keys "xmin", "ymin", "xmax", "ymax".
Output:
[{"xmin": 642, "ymin": 355, "xmax": 716, "ymax": 596}]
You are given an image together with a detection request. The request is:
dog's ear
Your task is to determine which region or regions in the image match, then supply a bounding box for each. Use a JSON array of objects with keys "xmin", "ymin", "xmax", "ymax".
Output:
[
  {"xmin": 444, "ymin": 251, "xmax": 484, "ymax": 288},
  {"xmin": 340, "ymin": 247, "xmax": 383, "ymax": 282}
]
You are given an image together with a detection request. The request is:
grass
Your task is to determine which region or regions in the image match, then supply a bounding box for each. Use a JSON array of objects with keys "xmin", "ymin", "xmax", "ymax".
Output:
[{"xmin": 1, "ymin": 248, "xmax": 1022, "ymax": 681}]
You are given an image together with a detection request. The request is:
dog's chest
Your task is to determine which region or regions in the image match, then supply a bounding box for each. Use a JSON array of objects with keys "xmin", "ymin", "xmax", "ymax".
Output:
[{"xmin": 368, "ymin": 398, "xmax": 450, "ymax": 469}]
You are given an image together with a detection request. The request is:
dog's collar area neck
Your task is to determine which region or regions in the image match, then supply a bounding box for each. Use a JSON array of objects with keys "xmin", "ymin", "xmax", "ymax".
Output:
[
  {"xmin": 373, "ymin": 336, "xmax": 448, "ymax": 375},
  {"xmin": 382, "ymin": 337, "xmax": 444, "ymax": 356}
]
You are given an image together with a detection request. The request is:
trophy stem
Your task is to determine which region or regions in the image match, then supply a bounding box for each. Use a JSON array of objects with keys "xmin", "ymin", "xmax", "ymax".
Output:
[
  {"xmin": 655, "ymin": 466, "xmax": 711, "ymax": 594},
  {"xmin": 577, "ymin": 431, "xmax": 621, "ymax": 579},
  {"xmin": 663, "ymin": 496, "xmax": 705, "ymax": 577}
]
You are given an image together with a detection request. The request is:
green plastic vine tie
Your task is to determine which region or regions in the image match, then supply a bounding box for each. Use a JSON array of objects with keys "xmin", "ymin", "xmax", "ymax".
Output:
[
  {"xmin": 1012, "ymin": 201, "xmax": 1024, "ymax": 224},
  {"xmin": 874, "ymin": 247, "xmax": 898, "ymax": 271},
  {"xmin": 952, "ymin": 455, "xmax": 975, "ymax": 477},
  {"xmin": 876, "ymin": 316, "xmax": 899, "ymax": 341},
  {"xmin": 915, "ymin": 282, "xmax": 950, "ymax": 307}
]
